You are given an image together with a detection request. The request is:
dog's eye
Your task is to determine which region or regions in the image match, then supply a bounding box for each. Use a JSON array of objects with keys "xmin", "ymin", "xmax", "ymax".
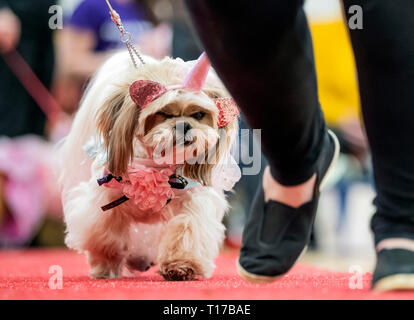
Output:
[
  {"xmin": 191, "ymin": 112, "xmax": 205, "ymax": 120},
  {"xmin": 157, "ymin": 112, "xmax": 174, "ymax": 119}
]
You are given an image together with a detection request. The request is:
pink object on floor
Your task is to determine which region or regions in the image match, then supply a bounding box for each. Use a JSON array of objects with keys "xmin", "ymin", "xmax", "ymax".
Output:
[{"xmin": 0, "ymin": 136, "xmax": 62, "ymax": 246}]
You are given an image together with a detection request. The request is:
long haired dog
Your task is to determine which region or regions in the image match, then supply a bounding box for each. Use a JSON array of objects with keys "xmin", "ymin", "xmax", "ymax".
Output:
[{"xmin": 59, "ymin": 52, "xmax": 240, "ymax": 280}]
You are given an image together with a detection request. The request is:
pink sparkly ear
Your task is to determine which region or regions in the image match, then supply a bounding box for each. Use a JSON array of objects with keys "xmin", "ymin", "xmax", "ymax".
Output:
[
  {"xmin": 129, "ymin": 80, "xmax": 168, "ymax": 108},
  {"xmin": 183, "ymin": 52, "xmax": 211, "ymax": 91},
  {"xmin": 215, "ymin": 98, "xmax": 240, "ymax": 128}
]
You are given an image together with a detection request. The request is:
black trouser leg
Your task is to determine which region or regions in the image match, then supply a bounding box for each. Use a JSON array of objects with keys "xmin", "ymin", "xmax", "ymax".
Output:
[
  {"xmin": 343, "ymin": 0, "xmax": 414, "ymax": 243},
  {"xmin": 185, "ymin": 0, "xmax": 326, "ymax": 186}
]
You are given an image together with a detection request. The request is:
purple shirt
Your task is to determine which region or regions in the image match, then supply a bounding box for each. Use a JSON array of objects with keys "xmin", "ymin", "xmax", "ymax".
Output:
[{"xmin": 69, "ymin": 0, "xmax": 153, "ymax": 52}]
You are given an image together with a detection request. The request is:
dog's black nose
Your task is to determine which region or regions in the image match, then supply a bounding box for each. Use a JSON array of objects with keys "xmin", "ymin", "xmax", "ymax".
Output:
[
  {"xmin": 183, "ymin": 122, "xmax": 192, "ymax": 134},
  {"xmin": 174, "ymin": 121, "xmax": 192, "ymax": 135}
]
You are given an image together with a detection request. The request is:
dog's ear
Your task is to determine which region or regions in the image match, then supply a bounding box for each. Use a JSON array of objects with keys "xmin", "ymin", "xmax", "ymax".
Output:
[
  {"xmin": 96, "ymin": 90, "xmax": 139, "ymax": 177},
  {"xmin": 181, "ymin": 78, "xmax": 239, "ymax": 186},
  {"xmin": 183, "ymin": 119, "xmax": 239, "ymax": 187}
]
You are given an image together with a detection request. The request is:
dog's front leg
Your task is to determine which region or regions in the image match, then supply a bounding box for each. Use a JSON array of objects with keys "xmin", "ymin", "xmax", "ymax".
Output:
[
  {"xmin": 84, "ymin": 204, "xmax": 132, "ymax": 279},
  {"xmin": 64, "ymin": 176, "xmax": 131, "ymax": 279},
  {"xmin": 158, "ymin": 187, "xmax": 227, "ymax": 280}
]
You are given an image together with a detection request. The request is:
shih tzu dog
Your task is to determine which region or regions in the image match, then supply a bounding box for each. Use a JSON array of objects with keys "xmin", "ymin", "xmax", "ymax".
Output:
[{"xmin": 59, "ymin": 51, "xmax": 240, "ymax": 281}]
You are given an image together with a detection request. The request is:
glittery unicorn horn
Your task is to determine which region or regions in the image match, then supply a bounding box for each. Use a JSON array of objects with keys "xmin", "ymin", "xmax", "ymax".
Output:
[
  {"xmin": 129, "ymin": 52, "xmax": 211, "ymax": 108},
  {"xmin": 183, "ymin": 52, "xmax": 211, "ymax": 91}
]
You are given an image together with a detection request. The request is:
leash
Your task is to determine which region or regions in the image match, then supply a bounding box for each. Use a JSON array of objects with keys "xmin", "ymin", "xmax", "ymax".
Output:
[
  {"xmin": 105, "ymin": 0, "xmax": 145, "ymax": 68},
  {"xmin": 2, "ymin": 50, "xmax": 61, "ymax": 124}
]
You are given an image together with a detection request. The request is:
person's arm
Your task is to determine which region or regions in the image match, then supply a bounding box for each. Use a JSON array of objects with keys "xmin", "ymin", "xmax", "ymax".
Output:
[
  {"xmin": 0, "ymin": 5, "xmax": 20, "ymax": 54},
  {"xmin": 58, "ymin": 0, "xmax": 110, "ymax": 79},
  {"xmin": 137, "ymin": 22, "xmax": 172, "ymax": 59},
  {"xmin": 58, "ymin": 27, "xmax": 109, "ymax": 78}
]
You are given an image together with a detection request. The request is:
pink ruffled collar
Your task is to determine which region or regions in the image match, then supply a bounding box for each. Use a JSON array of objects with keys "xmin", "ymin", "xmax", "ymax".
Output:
[{"xmin": 98, "ymin": 158, "xmax": 198, "ymax": 212}]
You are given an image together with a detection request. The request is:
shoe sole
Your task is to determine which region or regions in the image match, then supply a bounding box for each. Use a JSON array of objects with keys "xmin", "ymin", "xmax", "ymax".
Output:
[
  {"xmin": 236, "ymin": 245, "xmax": 308, "ymax": 284},
  {"xmin": 373, "ymin": 273, "xmax": 414, "ymax": 291},
  {"xmin": 236, "ymin": 259, "xmax": 284, "ymax": 284},
  {"xmin": 236, "ymin": 130, "xmax": 340, "ymax": 284}
]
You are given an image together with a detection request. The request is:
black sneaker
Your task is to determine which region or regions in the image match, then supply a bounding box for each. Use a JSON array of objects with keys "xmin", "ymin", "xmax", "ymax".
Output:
[
  {"xmin": 373, "ymin": 246, "xmax": 414, "ymax": 291},
  {"xmin": 237, "ymin": 130, "xmax": 340, "ymax": 284}
]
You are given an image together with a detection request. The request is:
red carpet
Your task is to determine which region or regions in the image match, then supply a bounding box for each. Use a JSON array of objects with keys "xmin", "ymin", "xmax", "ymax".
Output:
[{"xmin": 0, "ymin": 249, "xmax": 413, "ymax": 300}]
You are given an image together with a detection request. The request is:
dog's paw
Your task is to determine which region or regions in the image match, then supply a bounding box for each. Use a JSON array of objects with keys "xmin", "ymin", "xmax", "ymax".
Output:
[
  {"xmin": 89, "ymin": 264, "xmax": 121, "ymax": 279},
  {"xmin": 159, "ymin": 259, "xmax": 203, "ymax": 281}
]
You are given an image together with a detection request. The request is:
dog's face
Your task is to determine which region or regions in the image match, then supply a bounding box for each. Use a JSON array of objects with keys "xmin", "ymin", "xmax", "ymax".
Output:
[
  {"xmin": 140, "ymin": 89, "xmax": 220, "ymax": 162},
  {"xmin": 96, "ymin": 56, "xmax": 237, "ymax": 186},
  {"xmin": 139, "ymin": 89, "xmax": 223, "ymax": 185},
  {"xmin": 144, "ymin": 99, "xmax": 216, "ymax": 142}
]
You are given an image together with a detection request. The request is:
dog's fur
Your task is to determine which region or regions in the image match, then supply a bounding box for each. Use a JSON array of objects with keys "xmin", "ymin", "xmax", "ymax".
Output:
[{"xmin": 59, "ymin": 52, "xmax": 238, "ymax": 280}]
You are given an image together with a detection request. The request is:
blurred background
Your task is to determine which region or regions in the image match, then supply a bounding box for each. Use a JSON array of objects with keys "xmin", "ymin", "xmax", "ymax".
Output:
[{"xmin": 0, "ymin": 0, "xmax": 375, "ymax": 272}]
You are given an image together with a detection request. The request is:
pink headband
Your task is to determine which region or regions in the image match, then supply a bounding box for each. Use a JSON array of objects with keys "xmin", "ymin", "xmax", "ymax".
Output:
[{"xmin": 129, "ymin": 53, "xmax": 239, "ymax": 128}]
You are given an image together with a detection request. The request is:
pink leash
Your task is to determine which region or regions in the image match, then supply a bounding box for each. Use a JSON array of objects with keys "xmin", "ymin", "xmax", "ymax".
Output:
[{"xmin": 2, "ymin": 50, "xmax": 61, "ymax": 124}]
